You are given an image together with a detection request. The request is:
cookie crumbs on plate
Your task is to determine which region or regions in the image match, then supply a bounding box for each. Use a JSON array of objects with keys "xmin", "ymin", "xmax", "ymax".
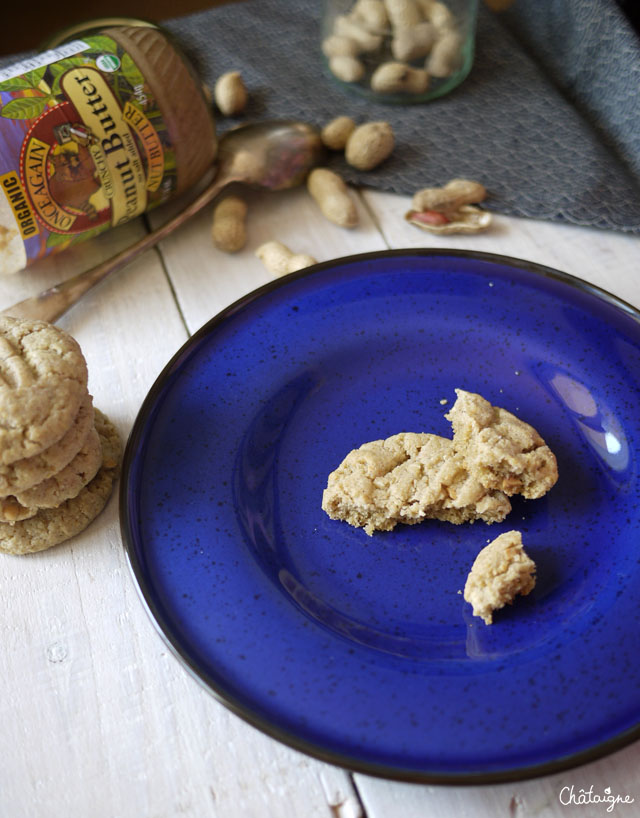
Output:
[{"xmin": 464, "ymin": 530, "xmax": 536, "ymax": 624}]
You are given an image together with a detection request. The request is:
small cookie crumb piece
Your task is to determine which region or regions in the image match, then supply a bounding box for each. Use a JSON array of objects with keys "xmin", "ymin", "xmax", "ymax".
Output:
[{"xmin": 464, "ymin": 530, "xmax": 536, "ymax": 624}]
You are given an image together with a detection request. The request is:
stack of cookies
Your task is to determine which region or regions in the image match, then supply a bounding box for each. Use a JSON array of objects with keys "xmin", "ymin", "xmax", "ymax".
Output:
[{"xmin": 0, "ymin": 316, "xmax": 121, "ymax": 555}]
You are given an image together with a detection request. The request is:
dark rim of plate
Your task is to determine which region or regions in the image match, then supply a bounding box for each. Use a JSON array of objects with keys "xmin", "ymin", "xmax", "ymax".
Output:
[{"xmin": 119, "ymin": 248, "xmax": 640, "ymax": 785}]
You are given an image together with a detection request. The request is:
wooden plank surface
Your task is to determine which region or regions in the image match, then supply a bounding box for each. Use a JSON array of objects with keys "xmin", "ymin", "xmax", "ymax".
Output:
[
  {"xmin": 0, "ymin": 202, "xmax": 365, "ymax": 818},
  {"xmin": 147, "ymin": 185, "xmax": 388, "ymax": 334},
  {"xmin": 0, "ymin": 186, "xmax": 638, "ymax": 817},
  {"xmin": 363, "ymin": 189, "xmax": 640, "ymax": 305},
  {"xmin": 355, "ymin": 740, "xmax": 640, "ymax": 818}
]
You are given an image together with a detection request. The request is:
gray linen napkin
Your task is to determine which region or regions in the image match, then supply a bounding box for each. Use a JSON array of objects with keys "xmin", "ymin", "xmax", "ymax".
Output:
[
  {"xmin": 166, "ymin": 0, "xmax": 640, "ymax": 233},
  {"xmin": 1, "ymin": 1, "xmax": 638, "ymax": 232}
]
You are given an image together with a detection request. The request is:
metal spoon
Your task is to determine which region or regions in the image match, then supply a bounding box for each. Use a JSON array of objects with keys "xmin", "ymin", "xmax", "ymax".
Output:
[{"xmin": 2, "ymin": 120, "xmax": 325, "ymax": 323}]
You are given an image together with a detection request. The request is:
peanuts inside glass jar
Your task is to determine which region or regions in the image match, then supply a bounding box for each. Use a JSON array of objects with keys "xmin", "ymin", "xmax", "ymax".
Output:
[{"xmin": 321, "ymin": 0, "xmax": 478, "ymax": 103}]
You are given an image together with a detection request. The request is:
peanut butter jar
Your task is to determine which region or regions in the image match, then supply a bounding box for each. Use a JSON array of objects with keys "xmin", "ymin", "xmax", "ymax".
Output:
[{"xmin": 0, "ymin": 20, "xmax": 217, "ymax": 274}]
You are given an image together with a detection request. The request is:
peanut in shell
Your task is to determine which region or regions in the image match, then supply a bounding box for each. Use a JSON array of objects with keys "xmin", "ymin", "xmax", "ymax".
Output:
[{"xmin": 345, "ymin": 121, "xmax": 394, "ymax": 171}]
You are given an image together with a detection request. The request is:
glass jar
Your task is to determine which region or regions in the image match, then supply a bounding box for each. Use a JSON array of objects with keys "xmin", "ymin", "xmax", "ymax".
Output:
[
  {"xmin": 321, "ymin": 0, "xmax": 478, "ymax": 103},
  {"xmin": 0, "ymin": 19, "xmax": 216, "ymax": 274}
]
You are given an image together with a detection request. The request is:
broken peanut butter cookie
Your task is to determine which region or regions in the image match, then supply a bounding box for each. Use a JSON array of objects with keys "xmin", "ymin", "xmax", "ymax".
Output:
[
  {"xmin": 322, "ymin": 432, "xmax": 511, "ymax": 535},
  {"xmin": 322, "ymin": 389, "xmax": 557, "ymax": 535}
]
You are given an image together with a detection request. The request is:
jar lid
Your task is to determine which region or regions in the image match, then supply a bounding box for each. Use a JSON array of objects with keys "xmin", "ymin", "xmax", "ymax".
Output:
[{"xmin": 41, "ymin": 16, "xmax": 213, "ymax": 116}]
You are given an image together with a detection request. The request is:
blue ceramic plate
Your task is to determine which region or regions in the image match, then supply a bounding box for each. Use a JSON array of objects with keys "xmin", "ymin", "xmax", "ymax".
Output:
[{"xmin": 121, "ymin": 250, "xmax": 640, "ymax": 783}]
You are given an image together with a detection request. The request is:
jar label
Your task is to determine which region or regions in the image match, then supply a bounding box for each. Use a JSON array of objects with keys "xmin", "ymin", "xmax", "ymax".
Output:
[{"xmin": 0, "ymin": 34, "xmax": 178, "ymax": 273}]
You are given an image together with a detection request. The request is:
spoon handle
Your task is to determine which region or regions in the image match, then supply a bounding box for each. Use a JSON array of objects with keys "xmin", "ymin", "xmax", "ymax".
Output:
[{"xmin": 1, "ymin": 173, "xmax": 231, "ymax": 324}]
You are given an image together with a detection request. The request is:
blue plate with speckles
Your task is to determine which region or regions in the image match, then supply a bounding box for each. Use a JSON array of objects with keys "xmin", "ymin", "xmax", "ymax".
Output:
[{"xmin": 121, "ymin": 250, "xmax": 640, "ymax": 783}]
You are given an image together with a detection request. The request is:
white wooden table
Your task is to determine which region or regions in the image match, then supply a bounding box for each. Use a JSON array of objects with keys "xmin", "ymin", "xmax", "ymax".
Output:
[{"xmin": 0, "ymin": 183, "xmax": 638, "ymax": 818}]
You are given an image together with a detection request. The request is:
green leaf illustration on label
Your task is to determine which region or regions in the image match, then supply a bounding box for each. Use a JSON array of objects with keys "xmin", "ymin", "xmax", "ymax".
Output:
[
  {"xmin": 69, "ymin": 225, "xmax": 107, "ymax": 244},
  {"xmin": 22, "ymin": 67, "xmax": 47, "ymax": 88},
  {"xmin": 45, "ymin": 231, "xmax": 73, "ymax": 249},
  {"xmin": 50, "ymin": 57, "xmax": 92, "ymax": 95},
  {"xmin": 120, "ymin": 53, "xmax": 146, "ymax": 89},
  {"xmin": 1, "ymin": 97, "xmax": 49, "ymax": 119},
  {"xmin": 84, "ymin": 35, "xmax": 120, "ymax": 54},
  {"xmin": 163, "ymin": 151, "xmax": 177, "ymax": 172},
  {"xmin": 50, "ymin": 57, "xmax": 89, "ymax": 75},
  {"xmin": 0, "ymin": 76, "xmax": 34, "ymax": 92}
]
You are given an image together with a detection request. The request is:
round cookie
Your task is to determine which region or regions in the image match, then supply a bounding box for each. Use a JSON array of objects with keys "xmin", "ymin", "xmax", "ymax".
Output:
[
  {"xmin": 93, "ymin": 408, "xmax": 121, "ymax": 471},
  {"xmin": 0, "ymin": 317, "xmax": 89, "ymax": 465},
  {"xmin": 14, "ymin": 425, "xmax": 103, "ymax": 510},
  {"xmin": 0, "ymin": 467, "xmax": 117, "ymax": 554},
  {"xmin": 0, "ymin": 392, "xmax": 94, "ymax": 495},
  {"xmin": 0, "ymin": 495, "xmax": 36, "ymax": 523},
  {"xmin": 0, "ymin": 410, "xmax": 121, "ymax": 555}
]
